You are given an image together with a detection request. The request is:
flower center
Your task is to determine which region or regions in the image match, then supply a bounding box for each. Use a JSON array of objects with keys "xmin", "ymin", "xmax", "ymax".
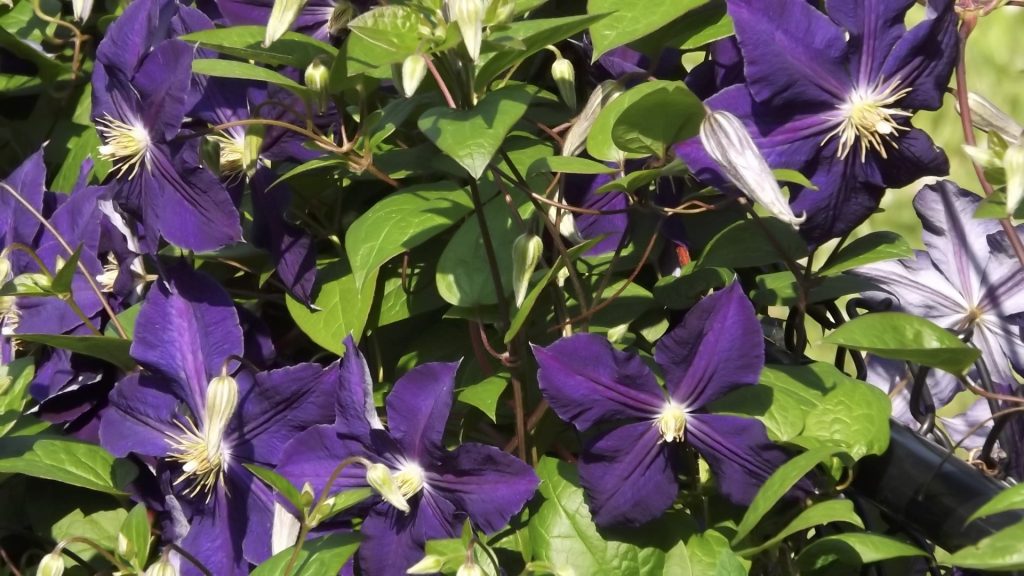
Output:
[
  {"xmin": 655, "ymin": 402, "xmax": 687, "ymax": 443},
  {"xmin": 392, "ymin": 463, "xmax": 426, "ymax": 501},
  {"xmin": 0, "ymin": 296, "xmax": 20, "ymax": 336},
  {"xmin": 207, "ymin": 132, "xmax": 246, "ymax": 179},
  {"xmin": 166, "ymin": 374, "xmax": 239, "ymax": 500},
  {"xmin": 95, "ymin": 253, "xmax": 120, "ymax": 293},
  {"xmin": 96, "ymin": 115, "xmax": 151, "ymax": 179},
  {"xmin": 822, "ymin": 80, "xmax": 912, "ymax": 161}
]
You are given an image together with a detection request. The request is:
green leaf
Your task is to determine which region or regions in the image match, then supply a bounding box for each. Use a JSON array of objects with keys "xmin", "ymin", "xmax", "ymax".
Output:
[
  {"xmin": 369, "ymin": 247, "xmax": 447, "ymax": 329},
  {"xmin": 476, "ymin": 14, "xmax": 606, "ymax": 91},
  {"xmin": 348, "ymin": 4, "xmax": 426, "ymax": 57},
  {"xmin": 457, "ymin": 375, "xmax": 508, "ymax": 422},
  {"xmin": 346, "ymin": 181, "xmax": 473, "ymax": 288},
  {"xmin": 0, "ymin": 435, "xmax": 137, "ymax": 494},
  {"xmin": 772, "ymin": 168, "xmax": 817, "ymax": 191},
  {"xmin": 732, "ymin": 446, "xmax": 839, "ymax": 545},
  {"xmin": 587, "ymin": 0, "xmax": 709, "ymax": 60},
  {"xmin": 104, "ymin": 304, "xmax": 141, "ymax": 339},
  {"xmin": 118, "ymin": 504, "xmax": 152, "ymax": 570},
  {"xmin": 740, "ymin": 499, "xmax": 864, "ymax": 556},
  {"xmin": 652, "ymin": 266, "xmax": 731, "ymax": 310},
  {"xmin": 804, "ymin": 377, "xmax": 891, "ymax": 460},
  {"xmin": 245, "ymin": 463, "xmax": 305, "ymax": 512},
  {"xmin": 750, "ymin": 271, "xmax": 879, "ymax": 307},
  {"xmin": 797, "ymin": 533, "xmax": 926, "ymax": 574},
  {"xmin": 948, "ymin": 520, "xmax": 1024, "ymax": 570},
  {"xmin": 418, "ymin": 84, "xmax": 537, "ymax": 179},
  {"xmin": 823, "ymin": 312, "xmax": 981, "ymax": 374},
  {"xmin": 180, "ymin": 26, "xmax": 336, "ymax": 68},
  {"xmin": 251, "ymin": 533, "xmax": 361, "ymax": 576},
  {"xmin": 587, "ymin": 81, "xmax": 692, "ymax": 163},
  {"xmin": 610, "ymin": 83, "xmax": 703, "ymax": 158},
  {"xmin": 317, "ymin": 487, "xmax": 372, "ymax": 523},
  {"xmin": 530, "ymin": 457, "xmax": 698, "ymax": 575},
  {"xmin": 819, "ymin": 232, "xmax": 913, "ymax": 275},
  {"xmin": 50, "ymin": 245, "xmax": 82, "ymax": 295},
  {"xmin": 0, "ymin": 358, "xmax": 33, "ymax": 437},
  {"xmin": 968, "ymin": 483, "xmax": 1024, "ymax": 523},
  {"xmin": 436, "ymin": 187, "xmax": 528, "ymax": 307},
  {"xmin": 15, "ymin": 334, "xmax": 135, "ymax": 371},
  {"xmin": 286, "ymin": 259, "xmax": 379, "ymax": 355},
  {"xmin": 698, "ymin": 217, "xmax": 809, "ymax": 269},
  {"xmin": 687, "ymin": 531, "xmax": 747, "ymax": 576},
  {"xmin": 52, "ymin": 508, "xmax": 127, "ymax": 566},
  {"xmin": 192, "ymin": 59, "xmax": 311, "ymax": 96},
  {"xmin": 526, "ymin": 155, "xmax": 618, "ymax": 177}
]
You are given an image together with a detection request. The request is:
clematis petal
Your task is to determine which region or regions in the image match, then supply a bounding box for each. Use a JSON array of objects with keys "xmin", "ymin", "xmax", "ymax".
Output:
[
  {"xmin": 215, "ymin": 0, "xmax": 340, "ymax": 40},
  {"xmin": 385, "ymin": 361, "xmax": 460, "ymax": 462},
  {"xmin": 978, "ymin": 232, "xmax": 1024, "ymax": 317},
  {"xmin": 276, "ymin": 424, "xmax": 373, "ymax": 498},
  {"xmin": 131, "ymin": 264, "xmax": 244, "ymax": 417},
  {"xmin": 130, "ymin": 39, "xmax": 194, "ymax": 140},
  {"xmin": 878, "ymin": 0, "xmax": 957, "ymax": 112},
  {"xmin": 942, "ymin": 396, "xmax": 993, "ymax": 452},
  {"xmin": 335, "ymin": 335, "xmax": 384, "ymax": 437},
  {"xmin": 826, "ymin": 0, "xmax": 915, "ymax": 86},
  {"xmin": 687, "ymin": 413, "xmax": 799, "ymax": 506},
  {"xmin": 100, "ymin": 372, "xmax": 182, "ymax": 458},
  {"xmin": 727, "ymin": 0, "xmax": 851, "ymax": 107},
  {"xmin": 533, "ymin": 334, "xmax": 665, "ymax": 431},
  {"xmin": 657, "ymin": 283, "xmax": 764, "ymax": 409},
  {"xmin": 563, "ymin": 173, "xmax": 629, "ymax": 255},
  {"xmin": 852, "ymin": 252, "xmax": 968, "ymax": 323},
  {"xmin": 872, "ymin": 128, "xmax": 949, "ymax": 190},
  {"xmin": 94, "ymin": 0, "xmax": 179, "ymax": 78},
  {"xmin": 358, "ymin": 498, "xmax": 460, "ymax": 576},
  {"xmin": 914, "ymin": 181, "xmax": 1000, "ymax": 305},
  {"xmin": 178, "ymin": 483, "xmax": 249, "ymax": 576},
  {"xmin": 0, "ymin": 148, "xmax": 46, "ymax": 249},
  {"xmin": 250, "ymin": 169, "xmax": 318, "ymax": 304},
  {"xmin": 578, "ymin": 421, "xmax": 678, "ymax": 528},
  {"xmin": 426, "ymin": 443, "xmax": 538, "ymax": 533},
  {"xmin": 239, "ymin": 468, "xmax": 282, "ymax": 565},
  {"xmin": 974, "ymin": 320, "xmax": 1024, "ymax": 385},
  {"xmin": 686, "ymin": 37, "xmax": 744, "ymax": 100},
  {"xmin": 790, "ymin": 150, "xmax": 885, "ymax": 244},
  {"xmin": 229, "ymin": 362, "xmax": 337, "ymax": 462}
]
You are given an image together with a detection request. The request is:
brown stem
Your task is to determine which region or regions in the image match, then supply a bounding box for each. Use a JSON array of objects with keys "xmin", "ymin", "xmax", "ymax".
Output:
[
  {"xmin": 954, "ymin": 18, "xmax": 1024, "ymax": 266},
  {"xmin": 423, "ymin": 55, "xmax": 458, "ymax": 109}
]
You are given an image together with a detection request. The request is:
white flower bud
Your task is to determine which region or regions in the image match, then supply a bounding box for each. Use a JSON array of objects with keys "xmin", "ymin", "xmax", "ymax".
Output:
[
  {"xmin": 1005, "ymin": 144, "xmax": 1024, "ymax": 216},
  {"xmin": 562, "ymin": 80, "xmax": 623, "ymax": 157},
  {"xmin": 304, "ymin": 56, "xmax": 331, "ymax": 114},
  {"xmin": 449, "ymin": 0, "xmax": 488, "ymax": 61},
  {"xmin": 116, "ymin": 531, "xmax": 132, "ymax": 559},
  {"xmin": 551, "ymin": 56, "xmax": 576, "ymax": 111},
  {"xmin": 456, "ymin": 561, "xmax": 483, "ymax": 576},
  {"xmin": 144, "ymin": 556, "xmax": 179, "ymax": 576},
  {"xmin": 365, "ymin": 463, "xmax": 410, "ymax": 513},
  {"xmin": 961, "ymin": 92, "xmax": 1023, "ymax": 145},
  {"xmin": 328, "ymin": 0, "xmax": 357, "ymax": 36},
  {"xmin": 406, "ymin": 555, "xmax": 446, "ymax": 574},
  {"xmin": 71, "ymin": 0, "xmax": 93, "ymax": 22},
  {"xmin": 400, "ymin": 54, "xmax": 428, "ymax": 98},
  {"xmin": 512, "ymin": 233, "xmax": 543, "ymax": 307},
  {"xmin": 264, "ymin": 0, "xmax": 309, "ymax": 47},
  {"xmin": 203, "ymin": 374, "xmax": 239, "ymax": 456},
  {"xmin": 0, "ymin": 253, "xmax": 11, "ymax": 283},
  {"xmin": 699, "ymin": 109, "xmax": 806, "ymax": 228},
  {"xmin": 36, "ymin": 551, "xmax": 65, "ymax": 576}
]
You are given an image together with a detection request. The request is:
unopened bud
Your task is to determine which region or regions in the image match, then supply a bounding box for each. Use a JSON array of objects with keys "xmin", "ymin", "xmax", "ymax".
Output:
[
  {"xmin": 264, "ymin": 0, "xmax": 308, "ymax": 47},
  {"xmin": 71, "ymin": 0, "xmax": 93, "ymax": 22},
  {"xmin": 699, "ymin": 109, "xmax": 806, "ymax": 228},
  {"xmin": 457, "ymin": 561, "xmax": 483, "ymax": 576},
  {"xmin": 512, "ymin": 233, "xmax": 543, "ymax": 307},
  {"xmin": 366, "ymin": 463, "xmax": 410, "ymax": 513},
  {"xmin": 144, "ymin": 556, "xmax": 179, "ymax": 576},
  {"xmin": 406, "ymin": 554, "xmax": 446, "ymax": 574},
  {"xmin": 547, "ymin": 204, "xmax": 581, "ymax": 244},
  {"xmin": 960, "ymin": 92, "xmax": 1023, "ymax": 145},
  {"xmin": 449, "ymin": 0, "xmax": 487, "ymax": 61},
  {"xmin": 1005, "ymin": 144, "xmax": 1024, "ymax": 216},
  {"xmin": 484, "ymin": 0, "xmax": 514, "ymax": 25},
  {"xmin": 37, "ymin": 551, "xmax": 64, "ymax": 576},
  {"xmin": 299, "ymin": 482, "xmax": 315, "ymax": 509},
  {"xmin": 116, "ymin": 532, "xmax": 132, "ymax": 559},
  {"xmin": 551, "ymin": 57, "xmax": 576, "ymax": 111},
  {"xmin": 400, "ymin": 54, "xmax": 428, "ymax": 98},
  {"xmin": 0, "ymin": 253, "xmax": 11, "ymax": 282},
  {"xmin": 963, "ymin": 144, "xmax": 999, "ymax": 168},
  {"xmin": 328, "ymin": 0, "xmax": 357, "ymax": 35},
  {"xmin": 304, "ymin": 56, "xmax": 331, "ymax": 114},
  {"xmin": 563, "ymin": 80, "xmax": 623, "ymax": 156},
  {"xmin": 203, "ymin": 374, "xmax": 239, "ymax": 455}
]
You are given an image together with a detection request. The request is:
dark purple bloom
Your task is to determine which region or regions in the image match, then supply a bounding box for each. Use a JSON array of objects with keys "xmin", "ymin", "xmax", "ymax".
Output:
[
  {"xmin": 277, "ymin": 337, "xmax": 538, "ymax": 576},
  {"xmin": 214, "ymin": 0, "xmax": 369, "ymax": 41},
  {"xmin": 533, "ymin": 283, "xmax": 795, "ymax": 527},
  {"xmin": 676, "ymin": 0, "xmax": 957, "ymax": 243},
  {"xmin": 92, "ymin": 0, "xmax": 241, "ymax": 252},
  {"xmin": 99, "ymin": 265, "xmax": 337, "ymax": 575}
]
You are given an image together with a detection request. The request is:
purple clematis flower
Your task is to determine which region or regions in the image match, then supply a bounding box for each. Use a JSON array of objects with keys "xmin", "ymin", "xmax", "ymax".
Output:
[
  {"xmin": 92, "ymin": 0, "xmax": 241, "ymax": 252},
  {"xmin": 852, "ymin": 181, "xmax": 1024, "ymax": 385},
  {"xmin": 533, "ymin": 283, "xmax": 797, "ymax": 527},
  {"xmin": 99, "ymin": 265, "xmax": 338, "ymax": 575},
  {"xmin": 677, "ymin": 0, "xmax": 957, "ymax": 243},
  {"xmin": 213, "ymin": 0, "xmax": 370, "ymax": 41},
  {"xmin": 276, "ymin": 337, "xmax": 539, "ymax": 576}
]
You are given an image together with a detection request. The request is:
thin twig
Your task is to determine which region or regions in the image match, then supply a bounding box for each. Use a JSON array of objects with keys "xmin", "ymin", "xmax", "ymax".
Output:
[{"xmin": 423, "ymin": 55, "xmax": 458, "ymax": 109}]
